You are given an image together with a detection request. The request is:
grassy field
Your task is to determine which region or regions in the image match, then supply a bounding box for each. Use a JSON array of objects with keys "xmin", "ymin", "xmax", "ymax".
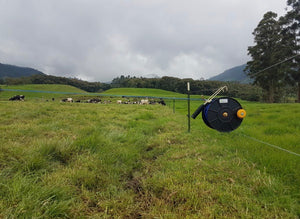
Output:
[
  {"xmin": 0, "ymin": 84, "xmax": 87, "ymax": 101},
  {"xmin": 0, "ymin": 86, "xmax": 299, "ymax": 218},
  {"xmin": 103, "ymin": 88, "xmax": 188, "ymax": 98}
]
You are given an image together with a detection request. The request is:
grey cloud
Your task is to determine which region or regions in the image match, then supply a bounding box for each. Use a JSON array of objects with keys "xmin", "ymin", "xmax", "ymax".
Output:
[{"xmin": 0, "ymin": 0, "xmax": 287, "ymax": 82}]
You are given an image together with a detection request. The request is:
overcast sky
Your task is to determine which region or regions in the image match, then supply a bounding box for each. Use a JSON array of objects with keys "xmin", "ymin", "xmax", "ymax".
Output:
[{"xmin": 0, "ymin": 0, "xmax": 287, "ymax": 82}]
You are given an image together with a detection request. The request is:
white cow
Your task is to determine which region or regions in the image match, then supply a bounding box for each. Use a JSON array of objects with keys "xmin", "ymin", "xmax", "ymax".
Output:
[
  {"xmin": 61, "ymin": 98, "xmax": 73, "ymax": 103},
  {"xmin": 140, "ymin": 99, "xmax": 149, "ymax": 105}
]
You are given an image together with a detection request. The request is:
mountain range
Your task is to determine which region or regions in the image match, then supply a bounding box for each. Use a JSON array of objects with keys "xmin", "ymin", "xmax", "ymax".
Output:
[
  {"xmin": 0, "ymin": 62, "xmax": 251, "ymax": 83},
  {"xmin": 208, "ymin": 64, "xmax": 251, "ymax": 83},
  {"xmin": 0, "ymin": 63, "xmax": 44, "ymax": 78}
]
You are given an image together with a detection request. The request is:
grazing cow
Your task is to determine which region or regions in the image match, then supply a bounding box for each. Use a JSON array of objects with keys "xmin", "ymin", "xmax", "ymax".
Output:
[
  {"xmin": 122, "ymin": 99, "xmax": 131, "ymax": 104},
  {"xmin": 102, "ymin": 100, "xmax": 111, "ymax": 104},
  {"xmin": 9, "ymin": 95, "xmax": 25, "ymax": 101},
  {"xmin": 87, "ymin": 98, "xmax": 101, "ymax": 103},
  {"xmin": 149, "ymin": 100, "xmax": 157, "ymax": 105},
  {"xmin": 61, "ymin": 98, "xmax": 73, "ymax": 103},
  {"xmin": 140, "ymin": 99, "xmax": 149, "ymax": 105},
  {"xmin": 117, "ymin": 100, "xmax": 122, "ymax": 104},
  {"xmin": 158, "ymin": 99, "xmax": 166, "ymax": 106}
]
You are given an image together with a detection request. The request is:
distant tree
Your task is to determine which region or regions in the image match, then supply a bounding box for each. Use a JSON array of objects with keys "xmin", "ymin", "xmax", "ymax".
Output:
[
  {"xmin": 280, "ymin": 0, "xmax": 300, "ymax": 102},
  {"xmin": 246, "ymin": 12, "xmax": 286, "ymax": 102},
  {"xmin": 158, "ymin": 76, "xmax": 182, "ymax": 92},
  {"xmin": 108, "ymin": 74, "xmax": 262, "ymax": 101}
]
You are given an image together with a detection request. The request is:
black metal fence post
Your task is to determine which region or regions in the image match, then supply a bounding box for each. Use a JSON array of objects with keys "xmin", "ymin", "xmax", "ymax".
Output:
[
  {"xmin": 187, "ymin": 82, "xmax": 191, "ymax": 133},
  {"xmin": 173, "ymin": 98, "xmax": 175, "ymax": 113}
]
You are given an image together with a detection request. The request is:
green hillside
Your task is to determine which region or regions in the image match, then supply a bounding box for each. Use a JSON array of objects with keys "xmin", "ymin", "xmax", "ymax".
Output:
[
  {"xmin": 103, "ymin": 88, "xmax": 186, "ymax": 98},
  {"xmin": 0, "ymin": 84, "xmax": 87, "ymax": 100},
  {"xmin": 1, "ymin": 84, "xmax": 85, "ymax": 92}
]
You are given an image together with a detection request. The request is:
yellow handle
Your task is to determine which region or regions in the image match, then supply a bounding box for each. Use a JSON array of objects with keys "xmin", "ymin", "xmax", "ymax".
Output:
[{"xmin": 237, "ymin": 109, "xmax": 246, "ymax": 119}]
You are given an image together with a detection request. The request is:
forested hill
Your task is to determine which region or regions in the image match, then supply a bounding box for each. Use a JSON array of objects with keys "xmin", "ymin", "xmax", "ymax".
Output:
[
  {"xmin": 0, "ymin": 63, "xmax": 110, "ymax": 92},
  {"xmin": 0, "ymin": 63, "xmax": 44, "ymax": 78},
  {"xmin": 209, "ymin": 64, "xmax": 251, "ymax": 83}
]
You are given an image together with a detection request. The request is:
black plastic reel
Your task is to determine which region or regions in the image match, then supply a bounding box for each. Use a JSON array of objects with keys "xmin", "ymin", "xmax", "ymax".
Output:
[{"xmin": 192, "ymin": 97, "xmax": 245, "ymax": 132}]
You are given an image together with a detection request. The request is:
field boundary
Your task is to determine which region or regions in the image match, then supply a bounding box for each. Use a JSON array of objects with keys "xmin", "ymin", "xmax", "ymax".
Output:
[{"xmin": 0, "ymin": 88, "xmax": 205, "ymax": 101}]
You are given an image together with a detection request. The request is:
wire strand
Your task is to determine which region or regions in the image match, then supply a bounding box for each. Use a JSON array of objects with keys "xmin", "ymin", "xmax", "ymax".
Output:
[
  {"xmin": 239, "ymin": 133, "xmax": 300, "ymax": 157},
  {"xmin": 250, "ymin": 53, "xmax": 300, "ymax": 76}
]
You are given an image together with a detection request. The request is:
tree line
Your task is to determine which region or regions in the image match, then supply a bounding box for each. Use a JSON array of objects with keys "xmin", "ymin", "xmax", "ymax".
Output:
[
  {"xmin": 111, "ymin": 75, "xmax": 262, "ymax": 101},
  {"xmin": 0, "ymin": 74, "xmax": 110, "ymax": 92},
  {"xmin": 246, "ymin": 0, "xmax": 300, "ymax": 103},
  {"xmin": 0, "ymin": 73, "xmax": 262, "ymax": 101}
]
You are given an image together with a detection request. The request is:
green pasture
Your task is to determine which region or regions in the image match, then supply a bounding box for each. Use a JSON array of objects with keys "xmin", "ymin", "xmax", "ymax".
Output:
[
  {"xmin": 103, "ymin": 87, "xmax": 187, "ymax": 98},
  {"xmin": 0, "ymin": 86, "xmax": 299, "ymax": 218},
  {"xmin": 0, "ymin": 85, "xmax": 193, "ymax": 103},
  {"xmin": 0, "ymin": 84, "xmax": 87, "ymax": 101},
  {"xmin": 0, "ymin": 84, "xmax": 85, "ymax": 93}
]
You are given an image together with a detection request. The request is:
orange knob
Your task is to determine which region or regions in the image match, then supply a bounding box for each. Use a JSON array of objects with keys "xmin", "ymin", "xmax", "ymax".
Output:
[{"xmin": 237, "ymin": 109, "xmax": 246, "ymax": 119}]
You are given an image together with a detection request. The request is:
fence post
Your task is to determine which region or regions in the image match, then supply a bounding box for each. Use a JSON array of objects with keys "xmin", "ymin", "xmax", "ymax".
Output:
[
  {"xmin": 173, "ymin": 98, "xmax": 175, "ymax": 113},
  {"xmin": 187, "ymin": 82, "xmax": 191, "ymax": 133}
]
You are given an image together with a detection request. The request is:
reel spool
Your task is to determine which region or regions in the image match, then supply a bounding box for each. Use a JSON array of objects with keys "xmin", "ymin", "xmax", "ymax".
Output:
[{"xmin": 192, "ymin": 97, "xmax": 246, "ymax": 132}]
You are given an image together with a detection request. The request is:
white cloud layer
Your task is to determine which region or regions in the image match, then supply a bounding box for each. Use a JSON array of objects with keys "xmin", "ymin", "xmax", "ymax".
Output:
[{"xmin": 0, "ymin": 0, "xmax": 287, "ymax": 81}]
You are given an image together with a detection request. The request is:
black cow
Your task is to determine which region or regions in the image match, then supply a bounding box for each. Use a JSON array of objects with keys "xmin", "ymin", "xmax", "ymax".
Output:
[
  {"xmin": 158, "ymin": 99, "xmax": 166, "ymax": 105},
  {"xmin": 87, "ymin": 98, "xmax": 101, "ymax": 103},
  {"xmin": 9, "ymin": 95, "xmax": 25, "ymax": 101}
]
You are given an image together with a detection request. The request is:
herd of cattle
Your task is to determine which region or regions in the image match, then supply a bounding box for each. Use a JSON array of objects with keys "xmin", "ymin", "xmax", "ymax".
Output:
[
  {"xmin": 9, "ymin": 95, "xmax": 166, "ymax": 106},
  {"xmin": 61, "ymin": 97, "xmax": 166, "ymax": 105}
]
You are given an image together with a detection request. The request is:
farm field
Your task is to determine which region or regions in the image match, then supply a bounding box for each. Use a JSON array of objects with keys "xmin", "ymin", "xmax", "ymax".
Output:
[
  {"xmin": 0, "ymin": 84, "xmax": 87, "ymax": 101},
  {"xmin": 0, "ymin": 85, "xmax": 299, "ymax": 218},
  {"xmin": 103, "ymin": 87, "xmax": 188, "ymax": 98}
]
